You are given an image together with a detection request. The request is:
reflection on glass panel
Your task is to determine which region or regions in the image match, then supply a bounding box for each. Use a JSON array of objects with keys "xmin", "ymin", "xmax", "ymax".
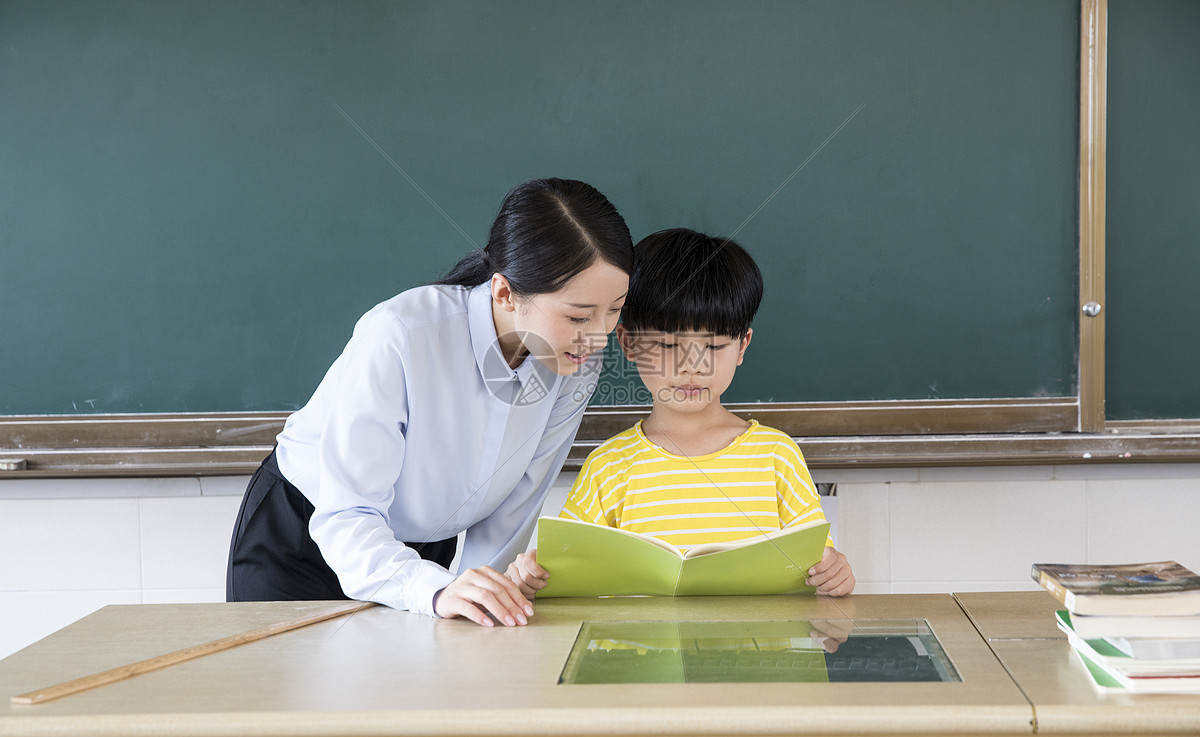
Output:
[{"xmin": 559, "ymin": 619, "xmax": 960, "ymax": 685}]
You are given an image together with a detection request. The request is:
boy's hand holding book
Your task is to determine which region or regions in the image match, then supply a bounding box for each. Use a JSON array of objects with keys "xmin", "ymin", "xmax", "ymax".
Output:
[
  {"xmin": 807, "ymin": 546, "xmax": 855, "ymax": 597},
  {"xmin": 506, "ymin": 550, "xmax": 548, "ymax": 600}
]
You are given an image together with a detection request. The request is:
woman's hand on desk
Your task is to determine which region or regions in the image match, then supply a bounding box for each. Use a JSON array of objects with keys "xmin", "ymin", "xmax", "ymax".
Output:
[
  {"xmin": 806, "ymin": 546, "xmax": 856, "ymax": 597},
  {"xmin": 505, "ymin": 550, "xmax": 549, "ymax": 600},
  {"xmin": 434, "ymin": 566, "xmax": 534, "ymax": 627}
]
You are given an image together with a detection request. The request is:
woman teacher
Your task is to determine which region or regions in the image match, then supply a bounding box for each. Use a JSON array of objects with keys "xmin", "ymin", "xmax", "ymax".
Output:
[{"xmin": 227, "ymin": 178, "xmax": 632, "ymax": 627}]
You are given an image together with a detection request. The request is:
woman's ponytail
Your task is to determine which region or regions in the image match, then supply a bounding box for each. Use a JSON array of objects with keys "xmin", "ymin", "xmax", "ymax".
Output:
[
  {"xmin": 434, "ymin": 248, "xmax": 493, "ymax": 288},
  {"xmin": 433, "ymin": 178, "xmax": 632, "ymax": 293}
]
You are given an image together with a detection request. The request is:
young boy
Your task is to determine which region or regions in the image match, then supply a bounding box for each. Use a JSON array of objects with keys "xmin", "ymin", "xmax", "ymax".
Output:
[{"xmin": 507, "ymin": 228, "xmax": 854, "ymax": 599}]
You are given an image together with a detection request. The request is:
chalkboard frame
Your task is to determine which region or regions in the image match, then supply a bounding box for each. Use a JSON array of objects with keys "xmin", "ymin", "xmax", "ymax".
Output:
[{"xmin": 4, "ymin": 0, "xmax": 1200, "ymax": 478}]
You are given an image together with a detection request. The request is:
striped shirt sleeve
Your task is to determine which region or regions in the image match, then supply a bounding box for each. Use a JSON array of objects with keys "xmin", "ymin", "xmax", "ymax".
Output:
[
  {"xmin": 773, "ymin": 435, "xmax": 834, "ymax": 546},
  {"xmin": 559, "ymin": 448, "xmax": 607, "ymax": 525}
]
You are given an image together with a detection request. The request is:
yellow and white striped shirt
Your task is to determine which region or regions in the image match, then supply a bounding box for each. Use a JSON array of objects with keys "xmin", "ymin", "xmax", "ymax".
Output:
[{"xmin": 560, "ymin": 420, "xmax": 831, "ymax": 551}]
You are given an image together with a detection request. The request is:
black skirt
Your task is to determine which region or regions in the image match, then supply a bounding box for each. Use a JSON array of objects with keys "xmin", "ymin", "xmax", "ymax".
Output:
[{"xmin": 226, "ymin": 450, "xmax": 458, "ymax": 602}]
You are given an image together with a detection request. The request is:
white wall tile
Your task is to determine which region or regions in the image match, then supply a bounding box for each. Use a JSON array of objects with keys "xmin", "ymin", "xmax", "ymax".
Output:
[
  {"xmin": 0, "ymin": 498, "xmax": 141, "ymax": 591},
  {"xmin": 834, "ymin": 483, "xmax": 890, "ymax": 583},
  {"xmin": 0, "ymin": 590, "xmax": 140, "ymax": 660},
  {"xmin": 1053, "ymin": 463, "xmax": 1200, "ymax": 481},
  {"xmin": 0, "ymin": 476, "xmax": 199, "ymax": 500},
  {"xmin": 199, "ymin": 475, "xmax": 251, "ymax": 497},
  {"xmin": 821, "ymin": 496, "xmax": 839, "ymax": 547},
  {"xmin": 889, "ymin": 480, "xmax": 1087, "ymax": 583},
  {"xmin": 811, "ymin": 468, "xmax": 920, "ymax": 484},
  {"xmin": 140, "ymin": 496, "xmax": 244, "ymax": 590},
  {"xmin": 1085, "ymin": 478, "xmax": 1200, "ymax": 567},
  {"xmin": 916, "ymin": 466, "xmax": 1054, "ymax": 483}
]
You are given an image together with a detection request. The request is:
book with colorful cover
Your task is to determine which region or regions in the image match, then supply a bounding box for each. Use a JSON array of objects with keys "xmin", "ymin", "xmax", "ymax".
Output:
[
  {"xmin": 1031, "ymin": 561, "xmax": 1200, "ymax": 616},
  {"xmin": 1070, "ymin": 645, "xmax": 1200, "ymax": 694},
  {"xmin": 1060, "ymin": 610, "xmax": 1200, "ymax": 694},
  {"xmin": 535, "ymin": 516, "xmax": 830, "ymax": 598},
  {"xmin": 1055, "ymin": 611, "xmax": 1200, "ymax": 677},
  {"xmin": 1069, "ymin": 646, "xmax": 1128, "ymax": 694}
]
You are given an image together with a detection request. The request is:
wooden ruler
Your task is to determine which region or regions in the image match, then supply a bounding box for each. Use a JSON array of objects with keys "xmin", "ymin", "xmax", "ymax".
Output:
[{"xmin": 12, "ymin": 600, "xmax": 376, "ymax": 705}]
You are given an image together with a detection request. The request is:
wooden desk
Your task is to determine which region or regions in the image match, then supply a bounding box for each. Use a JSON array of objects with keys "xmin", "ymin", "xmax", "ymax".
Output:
[
  {"xmin": 955, "ymin": 591, "xmax": 1200, "ymax": 736},
  {"xmin": 0, "ymin": 592, "xmax": 1196, "ymax": 736}
]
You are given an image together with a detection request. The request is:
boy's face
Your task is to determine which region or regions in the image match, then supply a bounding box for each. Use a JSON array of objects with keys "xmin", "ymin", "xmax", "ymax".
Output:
[{"xmin": 617, "ymin": 325, "xmax": 752, "ymax": 413}]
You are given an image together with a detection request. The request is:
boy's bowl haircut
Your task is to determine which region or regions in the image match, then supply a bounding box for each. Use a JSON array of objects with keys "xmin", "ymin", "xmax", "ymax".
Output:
[{"xmin": 623, "ymin": 228, "xmax": 763, "ymax": 339}]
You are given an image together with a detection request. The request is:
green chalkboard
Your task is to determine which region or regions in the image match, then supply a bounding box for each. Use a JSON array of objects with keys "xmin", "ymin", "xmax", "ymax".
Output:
[
  {"xmin": 1105, "ymin": 0, "xmax": 1200, "ymax": 421},
  {"xmin": 0, "ymin": 1, "xmax": 1080, "ymax": 415}
]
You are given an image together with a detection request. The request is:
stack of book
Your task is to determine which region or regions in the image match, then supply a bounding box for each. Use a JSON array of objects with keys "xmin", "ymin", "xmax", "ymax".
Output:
[{"xmin": 1031, "ymin": 561, "xmax": 1200, "ymax": 694}]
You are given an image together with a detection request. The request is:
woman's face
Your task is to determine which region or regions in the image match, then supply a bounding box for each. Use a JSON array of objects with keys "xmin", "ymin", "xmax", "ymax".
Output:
[{"xmin": 506, "ymin": 259, "xmax": 629, "ymax": 376}]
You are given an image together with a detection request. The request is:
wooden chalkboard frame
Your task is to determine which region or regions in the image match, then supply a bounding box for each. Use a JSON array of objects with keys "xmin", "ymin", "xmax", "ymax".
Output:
[
  {"xmin": 4, "ymin": 0, "xmax": 1199, "ymax": 477},
  {"xmin": 3, "ymin": 402, "xmax": 1200, "ymax": 476},
  {"xmin": 1079, "ymin": 0, "xmax": 1108, "ymax": 433}
]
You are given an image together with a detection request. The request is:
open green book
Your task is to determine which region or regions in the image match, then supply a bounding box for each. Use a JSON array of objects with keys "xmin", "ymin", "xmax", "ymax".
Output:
[{"xmin": 535, "ymin": 516, "xmax": 830, "ymax": 598}]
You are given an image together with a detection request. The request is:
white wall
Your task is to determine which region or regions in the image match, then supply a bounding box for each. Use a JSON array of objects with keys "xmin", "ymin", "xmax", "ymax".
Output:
[{"xmin": 2, "ymin": 463, "xmax": 1199, "ymax": 659}]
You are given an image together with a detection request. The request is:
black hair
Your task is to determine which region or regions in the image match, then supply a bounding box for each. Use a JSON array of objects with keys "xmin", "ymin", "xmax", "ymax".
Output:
[
  {"xmin": 435, "ymin": 178, "xmax": 633, "ymax": 294},
  {"xmin": 621, "ymin": 228, "xmax": 763, "ymax": 339}
]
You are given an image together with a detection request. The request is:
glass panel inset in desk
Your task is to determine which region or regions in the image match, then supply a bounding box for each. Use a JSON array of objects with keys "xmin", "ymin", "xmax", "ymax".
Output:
[{"xmin": 559, "ymin": 619, "xmax": 961, "ymax": 684}]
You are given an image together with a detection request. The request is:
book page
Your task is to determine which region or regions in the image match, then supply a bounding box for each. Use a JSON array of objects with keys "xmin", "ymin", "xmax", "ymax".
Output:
[
  {"xmin": 674, "ymin": 521, "xmax": 830, "ymax": 596},
  {"xmin": 603, "ymin": 524, "xmax": 684, "ymax": 556},
  {"xmin": 682, "ymin": 519, "xmax": 827, "ymax": 559},
  {"xmin": 543, "ymin": 517, "xmax": 684, "ymax": 555}
]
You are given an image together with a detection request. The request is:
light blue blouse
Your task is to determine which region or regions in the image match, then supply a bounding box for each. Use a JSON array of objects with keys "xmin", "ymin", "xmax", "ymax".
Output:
[{"xmin": 276, "ymin": 283, "xmax": 599, "ymax": 616}]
